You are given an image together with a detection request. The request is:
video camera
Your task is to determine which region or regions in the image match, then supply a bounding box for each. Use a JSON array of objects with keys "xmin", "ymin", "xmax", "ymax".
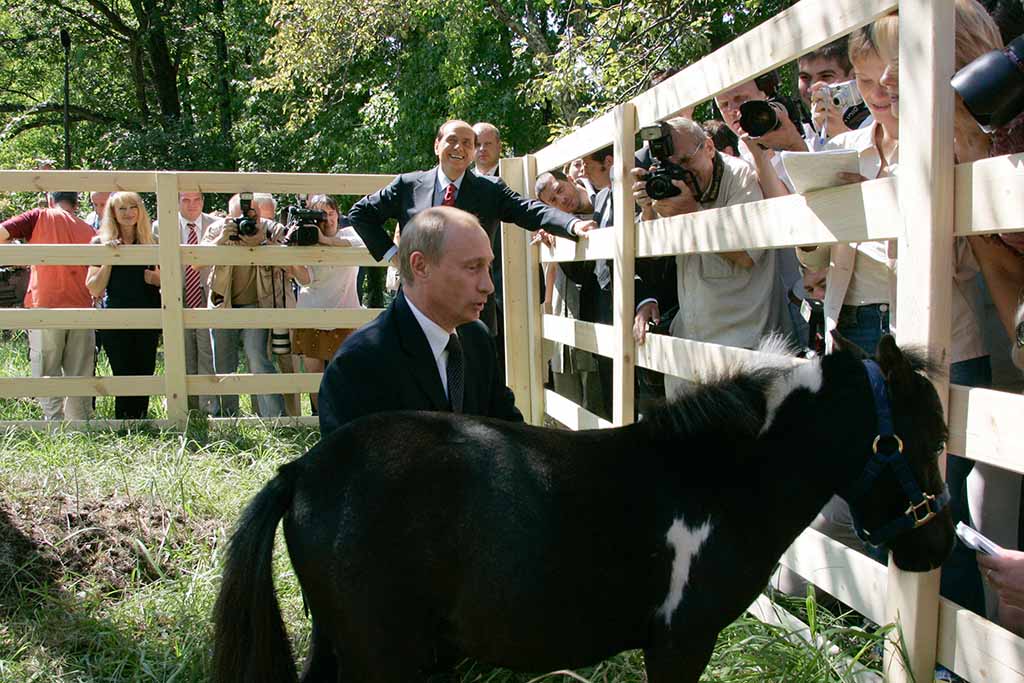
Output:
[
  {"xmin": 639, "ymin": 122, "xmax": 701, "ymax": 200},
  {"xmin": 952, "ymin": 34, "xmax": 1024, "ymax": 133},
  {"xmin": 738, "ymin": 96, "xmax": 804, "ymax": 138},
  {"xmin": 281, "ymin": 206, "xmax": 326, "ymax": 246}
]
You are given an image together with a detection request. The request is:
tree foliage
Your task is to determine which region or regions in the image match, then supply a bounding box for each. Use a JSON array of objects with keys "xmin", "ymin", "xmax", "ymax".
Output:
[{"xmin": 0, "ymin": 0, "xmax": 793, "ymax": 184}]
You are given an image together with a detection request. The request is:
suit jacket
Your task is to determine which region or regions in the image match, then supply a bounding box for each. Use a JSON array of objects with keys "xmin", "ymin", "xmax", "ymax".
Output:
[
  {"xmin": 153, "ymin": 212, "xmax": 219, "ymax": 299},
  {"xmin": 348, "ymin": 166, "xmax": 579, "ymax": 261},
  {"xmin": 559, "ymin": 188, "xmax": 677, "ymax": 325},
  {"xmin": 318, "ymin": 291, "xmax": 524, "ymax": 436}
]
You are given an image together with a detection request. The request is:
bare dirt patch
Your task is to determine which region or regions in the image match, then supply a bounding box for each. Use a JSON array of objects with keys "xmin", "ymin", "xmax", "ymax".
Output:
[{"xmin": 0, "ymin": 493, "xmax": 219, "ymax": 603}]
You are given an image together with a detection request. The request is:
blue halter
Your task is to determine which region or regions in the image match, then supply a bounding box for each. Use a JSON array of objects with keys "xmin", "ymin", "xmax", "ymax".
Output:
[{"xmin": 842, "ymin": 360, "xmax": 951, "ymax": 547}]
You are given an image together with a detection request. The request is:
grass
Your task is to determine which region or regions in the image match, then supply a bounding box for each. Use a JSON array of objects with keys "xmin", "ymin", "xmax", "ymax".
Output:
[{"xmin": 0, "ymin": 333, "xmax": 896, "ymax": 682}]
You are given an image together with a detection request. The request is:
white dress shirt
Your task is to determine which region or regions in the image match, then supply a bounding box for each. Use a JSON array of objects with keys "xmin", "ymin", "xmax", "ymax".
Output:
[{"xmin": 405, "ymin": 296, "xmax": 456, "ymax": 396}]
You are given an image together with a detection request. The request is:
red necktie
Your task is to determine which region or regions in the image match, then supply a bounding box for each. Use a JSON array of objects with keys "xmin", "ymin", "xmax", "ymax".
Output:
[
  {"xmin": 184, "ymin": 223, "xmax": 205, "ymax": 308},
  {"xmin": 442, "ymin": 183, "xmax": 456, "ymax": 206}
]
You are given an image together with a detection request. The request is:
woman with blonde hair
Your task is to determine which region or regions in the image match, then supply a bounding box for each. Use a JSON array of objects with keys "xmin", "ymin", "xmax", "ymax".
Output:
[
  {"xmin": 871, "ymin": 2, "xmax": 1024, "ymax": 639},
  {"xmin": 85, "ymin": 191, "xmax": 162, "ymax": 419}
]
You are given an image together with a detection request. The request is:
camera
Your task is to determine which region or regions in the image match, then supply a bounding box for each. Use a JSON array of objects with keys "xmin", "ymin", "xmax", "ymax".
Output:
[
  {"xmin": 738, "ymin": 97, "xmax": 803, "ymax": 138},
  {"xmin": 821, "ymin": 80, "xmax": 871, "ymax": 130},
  {"xmin": 639, "ymin": 123, "xmax": 701, "ymax": 200},
  {"xmin": 282, "ymin": 206, "xmax": 325, "ymax": 246},
  {"xmin": 229, "ymin": 192, "xmax": 260, "ymax": 240},
  {"xmin": 952, "ymin": 34, "xmax": 1024, "ymax": 133}
]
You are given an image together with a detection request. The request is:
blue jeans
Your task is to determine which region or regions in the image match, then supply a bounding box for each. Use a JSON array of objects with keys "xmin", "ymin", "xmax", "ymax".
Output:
[
  {"xmin": 836, "ymin": 303, "xmax": 890, "ymax": 355},
  {"xmin": 939, "ymin": 355, "xmax": 993, "ymax": 617},
  {"xmin": 212, "ymin": 304, "xmax": 285, "ymax": 418}
]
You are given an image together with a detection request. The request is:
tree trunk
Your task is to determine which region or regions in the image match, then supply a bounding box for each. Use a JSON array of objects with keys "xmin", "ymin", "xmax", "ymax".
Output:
[
  {"xmin": 211, "ymin": 0, "xmax": 236, "ymax": 169},
  {"xmin": 130, "ymin": 0, "xmax": 181, "ymax": 120}
]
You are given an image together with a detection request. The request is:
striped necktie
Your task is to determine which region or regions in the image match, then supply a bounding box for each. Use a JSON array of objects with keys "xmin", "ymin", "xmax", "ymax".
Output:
[{"xmin": 184, "ymin": 223, "xmax": 205, "ymax": 308}]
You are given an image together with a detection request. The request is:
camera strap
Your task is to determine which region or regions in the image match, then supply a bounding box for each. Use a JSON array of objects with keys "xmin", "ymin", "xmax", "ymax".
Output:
[{"xmin": 698, "ymin": 152, "xmax": 725, "ymax": 205}]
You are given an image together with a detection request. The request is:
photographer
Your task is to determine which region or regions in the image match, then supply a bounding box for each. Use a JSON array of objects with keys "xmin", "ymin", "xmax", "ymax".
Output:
[
  {"xmin": 630, "ymin": 117, "xmax": 784, "ymax": 398},
  {"xmin": 203, "ymin": 193, "xmax": 311, "ymax": 418},
  {"xmin": 293, "ymin": 194, "xmax": 364, "ymax": 414}
]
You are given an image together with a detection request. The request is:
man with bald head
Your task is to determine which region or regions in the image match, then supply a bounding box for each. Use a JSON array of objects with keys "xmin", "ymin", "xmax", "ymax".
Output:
[
  {"xmin": 347, "ymin": 118, "xmax": 596, "ymax": 334},
  {"xmin": 318, "ymin": 206, "xmax": 523, "ymax": 436},
  {"xmin": 473, "ymin": 122, "xmax": 502, "ymax": 177}
]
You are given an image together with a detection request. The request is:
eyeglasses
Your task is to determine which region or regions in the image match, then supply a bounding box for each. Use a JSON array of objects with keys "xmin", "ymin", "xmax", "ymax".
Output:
[{"xmin": 675, "ymin": 142, "xmax": 705, "ymax": 167}]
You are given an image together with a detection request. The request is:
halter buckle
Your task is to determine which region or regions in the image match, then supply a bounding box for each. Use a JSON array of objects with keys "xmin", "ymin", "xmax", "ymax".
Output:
[
  {"xmin": 907, "ymin": 493, "xmax": 938, "ymax": 527},
  {"xmin": 872, "ymin": 433, "xmax": 904, "ymax": 455}
]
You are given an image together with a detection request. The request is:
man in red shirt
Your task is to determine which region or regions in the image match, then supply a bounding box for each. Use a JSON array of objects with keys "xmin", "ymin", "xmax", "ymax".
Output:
[{"xmin": 0, "ymin": 192, "xmax": 97, "ymax": 420}]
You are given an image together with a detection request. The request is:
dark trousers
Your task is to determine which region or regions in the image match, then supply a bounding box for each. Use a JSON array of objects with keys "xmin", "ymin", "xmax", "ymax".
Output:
[{"xmin": 101, "ymin": 329, "xmax": 160, "ymax": 420}]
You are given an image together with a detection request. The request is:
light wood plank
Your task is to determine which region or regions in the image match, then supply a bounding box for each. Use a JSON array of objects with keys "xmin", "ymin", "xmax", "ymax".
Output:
[
  {"xmin": 612, "ymin": 103, "xmax": 637, "ymax": 426},
  {"xmin": 886, "ymin": 3, "xmax": 956, "ymax": 681},
  {"xmin": 0, "ymin": 418, "xmax": 173, "ymax": 431},
  {"xmin": 954, "ymin": 153, "xmax": 1024, "ymax": 236},
  {"xmin": 543, "ymin": 389, "xmax": 613, "ymax": 430},
  {"xmin": 0, "ymin": 376, "xmax": 163, "ymax": 397},
  {"xmin": 171, "ymin": 171, "xmax": 395, "ymax": 196},
  {"xmin": 778, "ymin": 526, "xmax": 888, "ymax": 626},
  {"xmin": 635, "ymin": 333, "xmax": 805, "ymax": 382},
  {"xmin": 207, "ymin": 415, "xmax": 319, "ymax": 428},
  {"xmin": 541, "ymin": 315, "xmax": 616, "ymax": 359},
  {"xmin": 180, "ymin": 245, "xmax": 378, "ymax": 267},
  {"xmin": 631, "ymin": 0, "xmax": 898, "ymax": 125},
  {"xmin": 156, "ymin": 172, "xmax": 190, "ymax": 426},
  {"xmin": 533, "ymin": 111, "xmax": 619, "ymax": 175},
  {"xmin": 523, "ymin": 156, "xmax": 548, "ymax": 425},
  {"xmin": 637, "ymin": 177, "xmax": 900, "ymax": 258},
  {"xmin": 0, "ymin": 308, "xmax": 162, "ymax": 329},
  {"xmin": 0, "ymin": 170, "xmax": 156, "ymax": 192},
  {"xmin": 539, "ymin": 229, "xmax": 616, "ymax": 264},
  {"xmin": 185, "ymin": 373, "xmax": 322, "ymax": 395},
  {"xmin": 0, "ymin": 244, "xmax": 160, "ymax": 266},
  {"xmin": 183, "ymin": 308, "xmax": 382, "ymax": 329},
  {"xmin": 936, "ymin": 596, "xmax": 1024, "ymax": 683},
  {"xmin": 499, "ymin": 157, "xmax": 534, "ymax": 417},
  {"xmin": 947, "ymin": 385, "xmax": 1024, "ymax": 474}
]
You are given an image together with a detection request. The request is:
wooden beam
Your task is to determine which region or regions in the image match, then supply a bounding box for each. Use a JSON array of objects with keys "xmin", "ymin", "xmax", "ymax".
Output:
[
  {"xmin": 947, "ymin": 385, "xmax": 1024, "ymax": 474},
  {"xmin": 541, "ymin": 315, "xmax": 616, "ymax": 359},
  {"xmin": 544, "ymin": 389, "xmax": 613, "ymax": 430},
  {"xmin": 183, "ymin": 308, "xmax": 381, "ymax": 329},
  {"xmin": 538, "ymin": 229, "xmax": 616, "ymax": 264},
  {"xmin": 180, "ymin": 245, "xmax": 378, "ymax": 267},
  {"xmin": 533, "ymin": 111, "xmax": 618, "ymax": 174},
  {"xmin": 156, "ymin": 172, "xmax": 190, "ymax": 426},
  {"xmin": 185, "ymin": 373, "xmax": 322, "ymax": 395},
  {"xmin": 611, "ymin": 102, "xmax": 637, "ymax": 426},
  {"xmin": 0, "ymin": 376, "xmax": 163, "ymax": 397},
  {"xmin": 522, "ymin": 156, "xmax": 548, "ymax": 426},
  {"xmin": 954, "ymin": 153, "xmax": 1024, "ymax": 236},
  {"xmin": 499, "ymin": 157, "xmax": 534, "ymax": 417},
  {"xmin": 635, "ymin": 333, "xmax": 805, "ymax": 382},
  {"xmin": 0, "ymin": 170, "xmax": 156, "ymax": 192},
  {"xmin": 936, "ymin": 596, "xmax": 1024, "ymax": 683},
  {"xmin": 171, "ymin": 171, "xmax": 394, "ymax": 196},
  {"xmin": 0, "ymin": 244, "xmax": 160, "ymax": 266},
  {"xmin": 0, "ymin": 308, "xmax": 162, "ymax": 329}
]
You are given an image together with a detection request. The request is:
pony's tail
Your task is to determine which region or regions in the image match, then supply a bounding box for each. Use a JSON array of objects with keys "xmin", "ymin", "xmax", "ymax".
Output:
[{"xmin": 212, "ymin": 466, "xmax": 299, "ymax": 683}]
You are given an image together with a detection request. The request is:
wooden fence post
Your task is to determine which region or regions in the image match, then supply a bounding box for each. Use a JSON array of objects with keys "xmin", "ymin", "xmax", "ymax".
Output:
[
  {"xmin": 522, "ymin": 155, "xmax": 546, "ymax": 425},
  {"xmin": 155, "ymin": 172, "xmax": 189, "ymax": 427},
  {"xmin": 885, "ymin": 0, "xmax": 955, "ymax": 681},
  {"xmin": 612, "ymin": 103, "xmax": 637, "ymax": 426},
  {"xmin": 499, "ymin": 157, "xmax": 535, "ymax": 420}
]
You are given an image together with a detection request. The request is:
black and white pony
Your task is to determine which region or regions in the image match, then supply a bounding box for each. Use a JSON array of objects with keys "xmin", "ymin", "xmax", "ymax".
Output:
[{"xmin": 212, "ymin": 335, "xmax": 954, "ymax": 683}]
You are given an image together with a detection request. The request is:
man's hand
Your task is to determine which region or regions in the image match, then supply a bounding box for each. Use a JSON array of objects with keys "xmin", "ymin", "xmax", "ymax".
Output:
[
  {"xmin": 633, "ymin": 301, "xmax": 661, "ymax": 345},
  {"xmin": 573, "ymin": 220, "xmax": 597, "ymax": 236},
  {"xmin": 809, "ymin": 81, "xmax": 853, "ymax": 140},
  {"xmin": 650, "ymin": 179, "xmax": 699, "ymax": 218},
  {"xmin": 215, "ymin": 221, "xmax": 239, "ymax": 245},
  {"xmin": 530, "ymin": 230, "xmax": 556, "ymax": 248},
  {"xmin": 102, "ymin": 238, "xmax": 122, "ymax": 248},
  {"xmin": 979, "ymin": 551, "xmax": 1024, "ymax": 610}
]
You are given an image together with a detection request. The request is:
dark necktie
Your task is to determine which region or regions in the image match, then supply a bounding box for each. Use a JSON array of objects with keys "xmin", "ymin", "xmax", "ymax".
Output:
[
  {"xmin": 446, "ymin": 333, "xmax": 464, "ymax": 413},
  {"xmin": 184, "ymin": 223, "xmax": 205, "ymax": 308},
  {"xmin": 442, "ymin": 183, "xmax": 457, "ymax": 206}
]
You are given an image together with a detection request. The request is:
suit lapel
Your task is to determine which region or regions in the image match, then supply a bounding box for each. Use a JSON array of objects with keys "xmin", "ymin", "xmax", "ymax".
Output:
[
  {"xmin": 454, "ymin": 170, "xmax": 479, "ymax": 214},
  {"xmin": 394, "ymin": 292, "xmax": 450, "ymax": 412},
  {"xmin": 414, "ymin": 168, "xmax": 437, "ymax": 211}
]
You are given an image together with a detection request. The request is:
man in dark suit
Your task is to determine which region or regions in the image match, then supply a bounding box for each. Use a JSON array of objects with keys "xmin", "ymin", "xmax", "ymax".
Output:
[
  {"xmin": 318, "ymin": 206, "xmax": 523, "ymax": 436},
  {"xmin": 348, "ymin": 119, "xmax": 598, "ymax": 333}
]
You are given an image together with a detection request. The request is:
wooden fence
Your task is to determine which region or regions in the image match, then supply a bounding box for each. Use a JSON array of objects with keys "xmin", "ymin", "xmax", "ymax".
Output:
[
  {"xmin": 1, "ymin": 0, "xmax": 1023, "ymax": 680},
  {"xmin": 493, "ymin": 0, "xmax": 1024, "ymax": 682}
]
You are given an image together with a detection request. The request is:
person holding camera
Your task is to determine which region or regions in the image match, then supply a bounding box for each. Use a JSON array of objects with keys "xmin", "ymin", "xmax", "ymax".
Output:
[
  {"xmin": 630, "ymin": 117, "xmax": 784, "ymax": 398},
  {"xmin": 798, "ymin": 37, "xmax": 872, "ymax": 148},
  {"xmin": 85, "ymin": 192, "xmax": 162, "ymax": 420},
  {"xmin": 292, "ymin": 194, "xmax": 364, "ymax": 414},
  {"xmin": 203, "ymin": 193, "xmax": 311, "ymax": 418}
]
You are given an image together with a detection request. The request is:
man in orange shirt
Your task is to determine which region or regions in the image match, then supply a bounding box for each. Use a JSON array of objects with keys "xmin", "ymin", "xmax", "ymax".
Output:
[{"xmin": 0, "ymin": 192, "xmax": 97, "ymax": 420}]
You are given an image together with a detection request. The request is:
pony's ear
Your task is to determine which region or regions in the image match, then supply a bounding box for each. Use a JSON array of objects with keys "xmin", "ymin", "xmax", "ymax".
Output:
[
  {"xmin": 830, "ymin": 330, "xmax": 868, "ymax": 359},
  {"xmin": 877, "ymin": 334, "xmax": 913, "ymax": 384}
]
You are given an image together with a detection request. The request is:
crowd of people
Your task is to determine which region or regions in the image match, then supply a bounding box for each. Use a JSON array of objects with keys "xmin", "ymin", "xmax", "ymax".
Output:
[{"xmin": 3, "ymin": 0, "xmax": 1024, "ymax": 669}]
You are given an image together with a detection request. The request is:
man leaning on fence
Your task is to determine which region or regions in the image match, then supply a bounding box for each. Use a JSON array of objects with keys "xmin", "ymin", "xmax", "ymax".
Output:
[{"xmin": 0, "ymin": 192, "xmax": 96, "ymax": 420}]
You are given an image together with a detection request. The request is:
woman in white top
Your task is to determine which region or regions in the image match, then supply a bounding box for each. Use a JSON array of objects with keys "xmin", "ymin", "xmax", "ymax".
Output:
[{"xmin": 293, "ymin": 194, "xmax": 365, "ymax": 412}]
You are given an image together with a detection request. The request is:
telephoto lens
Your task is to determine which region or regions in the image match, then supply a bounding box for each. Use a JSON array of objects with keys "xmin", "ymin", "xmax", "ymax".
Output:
[
  {"xmin": 271, "ymin": 329, "xmax": 291, "ymax": 355},
  {"xmin": 738, "ymin": 100, "xmax": 779, "ymax": 137},
  {"xmin": 952, "ymin": 34, "xmax": 1024, "ymax": 133}
]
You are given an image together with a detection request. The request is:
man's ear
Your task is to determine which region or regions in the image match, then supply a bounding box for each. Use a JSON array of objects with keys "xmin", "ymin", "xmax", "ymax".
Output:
[{"xmin": 409, "ymin": 251, "xmax": 429, "ymax": 280}]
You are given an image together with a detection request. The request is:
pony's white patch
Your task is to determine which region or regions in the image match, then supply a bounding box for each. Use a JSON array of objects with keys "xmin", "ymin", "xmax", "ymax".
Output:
[
  {"xmin": 755, "ymin": 334, "xmax": 800, "ymax": 366},
  {"xmin": 657, "ymin": 519, "xmax": 713, "ymax": 624},
  {"xmin": 760, "ymin": 360, "xmax": 823, "ymax": 434}
]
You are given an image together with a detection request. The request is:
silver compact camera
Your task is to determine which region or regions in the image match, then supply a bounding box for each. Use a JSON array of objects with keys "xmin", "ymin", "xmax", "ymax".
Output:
[{"xmin": 825, "ymin": 80, "xmax": 863, "ymax": 112}]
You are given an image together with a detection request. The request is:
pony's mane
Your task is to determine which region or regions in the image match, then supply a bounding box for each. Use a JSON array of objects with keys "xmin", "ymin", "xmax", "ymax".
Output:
[
  {"xmin": 898, "ymin": 345, "xmax": 947, "ymax": 380},
  {"xmin": 645, "ymin": 336, "xmax": 799, "ymax": 441}
]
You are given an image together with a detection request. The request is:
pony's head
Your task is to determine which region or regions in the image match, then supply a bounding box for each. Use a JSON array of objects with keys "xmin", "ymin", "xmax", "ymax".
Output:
[{"xmin": 834, "ymin": 333, "xmax": 954, "ymax": 571}]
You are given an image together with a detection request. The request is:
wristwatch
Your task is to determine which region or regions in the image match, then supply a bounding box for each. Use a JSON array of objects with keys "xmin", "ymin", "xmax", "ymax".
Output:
[{"xmin": 1016, "ymin": 319, "xmax": 1024, "ymax": 349}]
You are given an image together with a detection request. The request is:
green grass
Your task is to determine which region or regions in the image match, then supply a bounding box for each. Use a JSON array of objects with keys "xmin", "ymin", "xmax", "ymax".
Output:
[{"xmin": 0, "ymin": 332, "xmax": 896, "ymax": 682}]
